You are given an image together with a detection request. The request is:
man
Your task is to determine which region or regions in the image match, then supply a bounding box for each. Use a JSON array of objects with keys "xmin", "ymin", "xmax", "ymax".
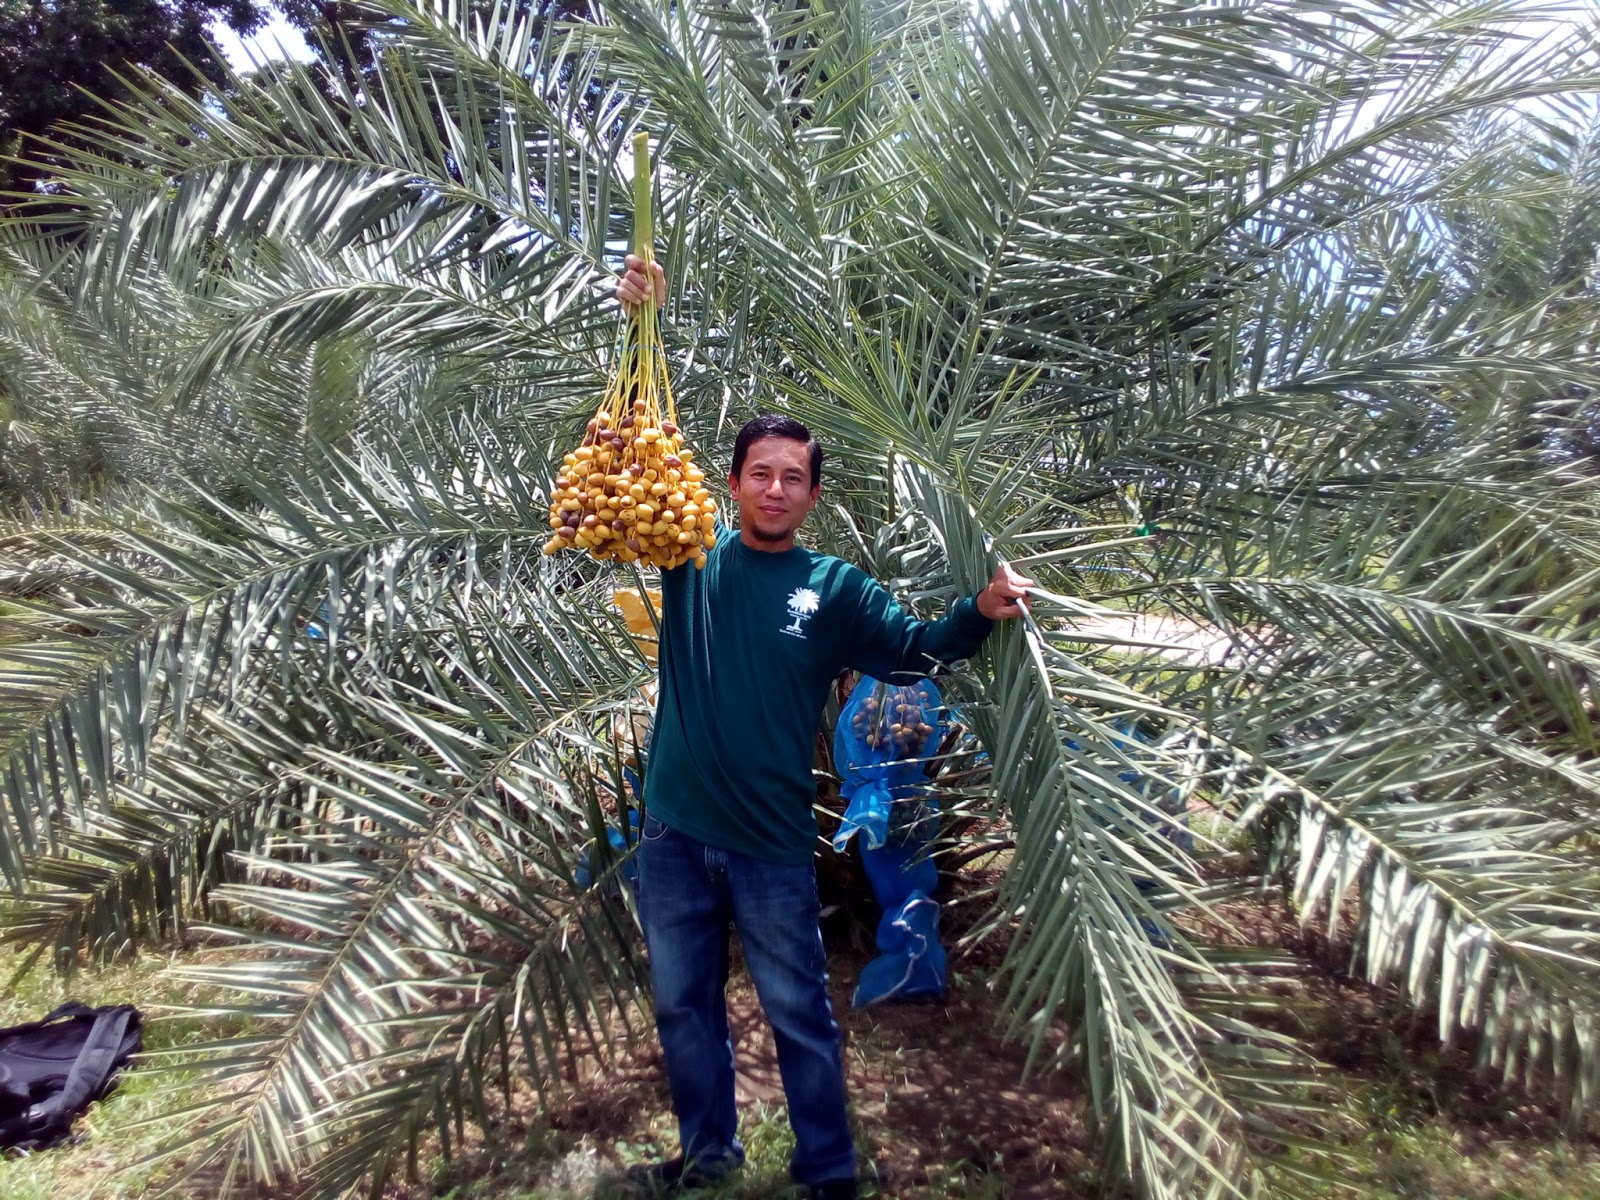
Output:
[{"xmin": 615, "ymin": 256, "xmax": 1034, "ymax": 1199}]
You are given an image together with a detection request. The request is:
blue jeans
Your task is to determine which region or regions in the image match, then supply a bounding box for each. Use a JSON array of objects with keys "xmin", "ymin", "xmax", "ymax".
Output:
[{"xmin": 636, "ymin": 815, "xmax": 857, "ymax": 1187}]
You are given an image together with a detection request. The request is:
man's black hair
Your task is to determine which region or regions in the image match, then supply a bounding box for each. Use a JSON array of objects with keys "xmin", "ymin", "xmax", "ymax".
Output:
[{"xmin": 731, "ymin": 414, "xmax": 823, "ymax": 489}]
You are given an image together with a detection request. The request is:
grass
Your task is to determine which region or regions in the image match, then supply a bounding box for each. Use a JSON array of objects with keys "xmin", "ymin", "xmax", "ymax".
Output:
[
  {"xmin": 1311, "ymin": 1026, "xmax": 1600, "ymax": 1200},
  {"xmin": 425, "ymin": 1103, "xmax": 1018, "ymax": 1200},
  {"xmin": 1335, "ymin": 1121, "xmax": 1600, "ymax": 1199},
  {"xmin": 1, "ymin": 915, "xmax": 1598, "ymax": 1200},
  {"xmin": 423, "ymin": 1104, "xmax": 812, "ymax": 1200},
  {"xmin": 0, "ymin": 947, "xmax": 221, "ymax": 1200},
  {"xmin": 0, "ymin": 604, "xmax": 24, "ymax": 651}
]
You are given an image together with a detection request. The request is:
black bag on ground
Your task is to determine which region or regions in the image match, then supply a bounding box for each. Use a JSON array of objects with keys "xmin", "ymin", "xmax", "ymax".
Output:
[{"xmin": 0, "ymin": 1002, "xmax": 142, "ymax": 1150}]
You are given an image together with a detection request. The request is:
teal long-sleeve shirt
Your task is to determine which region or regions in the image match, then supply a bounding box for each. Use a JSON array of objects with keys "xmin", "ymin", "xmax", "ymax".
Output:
[{"xmin": 644, "ymin": 533, "xmax": 994, "ymax": 864}]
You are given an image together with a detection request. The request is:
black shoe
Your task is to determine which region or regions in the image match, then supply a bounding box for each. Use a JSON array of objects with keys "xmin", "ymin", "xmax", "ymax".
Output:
[
  {"xmin": 624, "ymin": 1156, "xmax": 727, "ymax": 1195},
  {"xmin": 806, "ymin": 1179, "xmax": 860, "ymax": 1200}
]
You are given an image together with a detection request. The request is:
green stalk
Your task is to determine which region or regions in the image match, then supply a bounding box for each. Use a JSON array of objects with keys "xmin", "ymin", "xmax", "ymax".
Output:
[
  {"xmin": 630, "ymin": 132, "xmax": 661, "ymax": 412},
  {"xmin": 632, "ymin": 132, "xmax": 653, "ymax": 269}
]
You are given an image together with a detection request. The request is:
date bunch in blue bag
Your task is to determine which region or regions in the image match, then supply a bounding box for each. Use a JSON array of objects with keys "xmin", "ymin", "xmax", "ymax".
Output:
[
  {"xmin": 832, "ymin": 677, "xmax": 944, "ymax": 852},
  {"xmin": 833, "ymin": 675, "xmax": 949, "ymax": 1006}
]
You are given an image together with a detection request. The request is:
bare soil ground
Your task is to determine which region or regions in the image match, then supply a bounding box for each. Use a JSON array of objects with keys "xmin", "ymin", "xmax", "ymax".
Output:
[
  {"xmin": 4, "ymin": 862, "xmax": 1598, "ymax": 1200},
  {"xmin": 384, "ymin": 864, "xmax": 1093, "ymax": 1200},
  {"xmin": 388, "ymin": 864, "xmax": 1600, "ymax": 1200}
]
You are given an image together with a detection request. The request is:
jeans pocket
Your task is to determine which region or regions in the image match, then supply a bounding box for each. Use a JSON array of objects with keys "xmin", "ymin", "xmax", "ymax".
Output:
[{"xmin": 640, "ymin": 813, "xmax": 670, "ymax": 842}]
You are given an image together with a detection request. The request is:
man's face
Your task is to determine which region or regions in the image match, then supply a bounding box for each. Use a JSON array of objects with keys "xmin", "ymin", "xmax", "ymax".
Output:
[{"xmin": 729, "ymin": 436, "xmax": 819, "ymax": 547}]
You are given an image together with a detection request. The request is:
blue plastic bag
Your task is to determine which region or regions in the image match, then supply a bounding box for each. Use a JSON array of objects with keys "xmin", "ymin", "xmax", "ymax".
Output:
[
  {"xmin": 574, "ymin": 807, "xmax": 640, "ymax": 890},
  {"xmin": 854, "ymin": 891, "xmax": 946, "ymax": 1005},
  {"xmin": 832, "ymin": 677, "xmax": 946, "ymax": 852},
  {"xmin": 1065, "ymin": 722, "xmax": 1191, "ymax": 946},
  {"xmin": 1065, "ymin": 722, "xmax": 1194, "ymax": 857},
  {"xmin": 833, "ymin": 675, "xmax": 950, "ymax": 1006},
  {"xmin": 860, "ymin": 826, "xmax": 939, "ymax": 901}
]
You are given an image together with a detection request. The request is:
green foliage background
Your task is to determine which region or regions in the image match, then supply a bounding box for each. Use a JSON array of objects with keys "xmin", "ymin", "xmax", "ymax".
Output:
[{"xmin": 0, "ymin": 0, "xmax": 266, "ymax": 197}]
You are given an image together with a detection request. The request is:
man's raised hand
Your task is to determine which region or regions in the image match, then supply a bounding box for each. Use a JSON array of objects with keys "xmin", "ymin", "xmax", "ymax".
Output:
[
  {"xmin": 617, "ymin": 253, "xmax": 666, "ymax": 317},
  {"xmin": 977, "ymin": 562, "xmax": 1037, "ymax": 621}
]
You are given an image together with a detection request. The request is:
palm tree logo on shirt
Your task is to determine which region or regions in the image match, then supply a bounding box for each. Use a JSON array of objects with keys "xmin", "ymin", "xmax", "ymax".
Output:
[{"xmin": 783, "ymin": 587, "xmax": 821, "ymax": 636}]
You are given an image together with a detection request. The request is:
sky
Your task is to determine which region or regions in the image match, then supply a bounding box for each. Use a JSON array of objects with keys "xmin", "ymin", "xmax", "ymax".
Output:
[
  {"xmin": 213, "ymin": 0, "xmax": 1591, "ymax": 72},
  {"xmin": 209, "ymin": 8, "xmax": 316, "ymax": 69}
]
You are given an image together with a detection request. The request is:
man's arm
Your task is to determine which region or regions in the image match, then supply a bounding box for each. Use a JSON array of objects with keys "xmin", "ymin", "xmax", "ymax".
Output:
[{"xmin": 844, "ymin": 562, "xmax": 1035, "ymax": 682}]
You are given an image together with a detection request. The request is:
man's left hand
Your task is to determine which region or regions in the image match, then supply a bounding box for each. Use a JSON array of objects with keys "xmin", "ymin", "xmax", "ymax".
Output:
[{"xmin": 977, "ymin": 562, "xmax": 1036, "ymax": 621}]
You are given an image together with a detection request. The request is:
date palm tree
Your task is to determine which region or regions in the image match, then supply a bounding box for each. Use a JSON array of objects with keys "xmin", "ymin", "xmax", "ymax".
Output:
[{"xmin": 1, "ymin": 0, "xmax": 1598, "ymax": 1196}]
